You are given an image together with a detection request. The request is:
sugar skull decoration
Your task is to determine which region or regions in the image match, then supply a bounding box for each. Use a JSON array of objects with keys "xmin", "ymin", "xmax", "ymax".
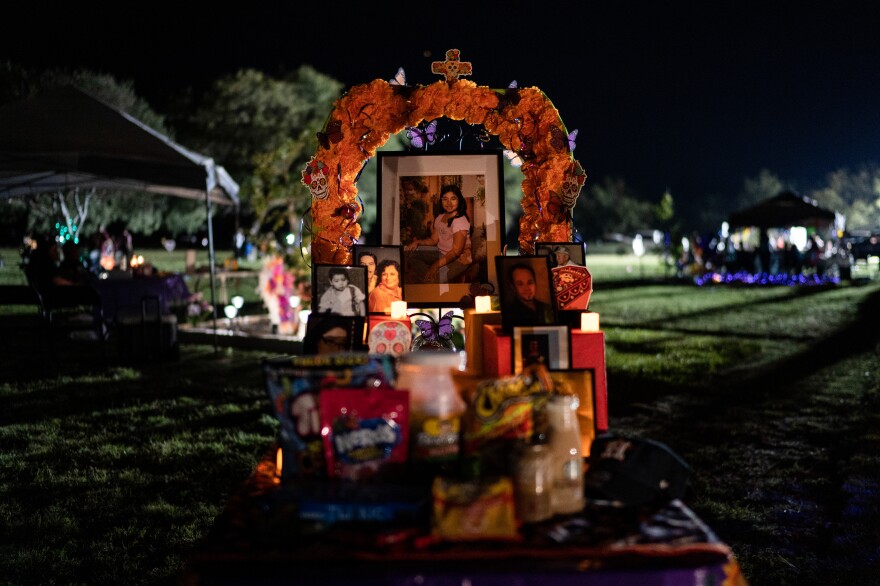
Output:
[
  {"xmin": 559, "ymin": 160, "xmax": 587, "ymax": 210},
  {"xmin": 303, "ymin": 159, "xmax": 331, "ymax": 200}
]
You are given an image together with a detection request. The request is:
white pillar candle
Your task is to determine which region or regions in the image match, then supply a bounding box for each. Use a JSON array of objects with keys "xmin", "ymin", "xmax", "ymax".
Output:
[
  {"xmin": 390, "ymin": 300, "xmax": 408, "ymax": 320},
  {"xmin": 474, "ymin": 295, "xmax": 492, "ymax": 313},
  {"xmin": 580, "ymin": 312, "xmax": 600, "ymax": 332}
]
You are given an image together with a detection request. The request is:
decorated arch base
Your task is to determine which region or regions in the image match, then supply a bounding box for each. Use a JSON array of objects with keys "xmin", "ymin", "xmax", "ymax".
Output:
[{"xmin": 303, "ymin": 49, "xmax": 586, "ymax": 264}]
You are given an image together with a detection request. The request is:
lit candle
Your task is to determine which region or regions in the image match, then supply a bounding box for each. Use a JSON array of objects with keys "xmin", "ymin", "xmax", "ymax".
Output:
[
  {"xmin": 474, "ymin": 295, "xmax": 492, "ymax": 313},
  {"xmin": 580, "ymin": 312, "xmax": 600, "ymax": 332},
  {"xmin": 275, "ymin": 447, "xmax": 283, "ymax": 477},
  {"xmin": 390, "ymin": 300, "xmax": 408, "ymax": 320}
]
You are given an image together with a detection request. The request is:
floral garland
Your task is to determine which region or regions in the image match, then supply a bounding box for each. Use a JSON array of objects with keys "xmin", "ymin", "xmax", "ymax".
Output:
[{"xmin": 302, "ymin": 60, "xmax": 586, "ymax": 263}]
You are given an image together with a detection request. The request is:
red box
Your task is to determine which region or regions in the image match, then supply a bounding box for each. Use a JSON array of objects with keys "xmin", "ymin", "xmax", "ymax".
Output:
[
  {"xmin": 482, "ymin": 325, "xmax": 608, "ymax": 432},
  {"xmin": 570, "ymin": 330, "xmax": 608, "ymax": 432}
]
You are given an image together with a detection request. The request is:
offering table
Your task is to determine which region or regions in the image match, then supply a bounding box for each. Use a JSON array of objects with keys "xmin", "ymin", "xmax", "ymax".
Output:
[{"xmin": 182, "ymin": 450, "xmax": 746, "ymax": 586}]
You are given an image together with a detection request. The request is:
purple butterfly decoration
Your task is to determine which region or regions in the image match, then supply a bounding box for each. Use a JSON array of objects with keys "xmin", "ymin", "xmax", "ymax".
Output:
[
  {"xmin": 406, "ymin": 119, "xmax": 438, "ymax": 149},
  {"xmin": 415, "ymin": 310, "xmax": 456, "ymax": 341}
]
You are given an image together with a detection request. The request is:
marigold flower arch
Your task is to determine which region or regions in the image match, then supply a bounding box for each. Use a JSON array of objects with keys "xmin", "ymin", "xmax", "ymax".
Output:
[{"xmin": 303, "ymin": 68, "xmax": 586, "ymax": 264}]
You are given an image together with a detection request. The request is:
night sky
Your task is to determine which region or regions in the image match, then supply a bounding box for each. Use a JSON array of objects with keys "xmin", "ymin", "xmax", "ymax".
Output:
[{"xmin": 4, "ymin": 1, "xmax": 880, "ymax": 214}]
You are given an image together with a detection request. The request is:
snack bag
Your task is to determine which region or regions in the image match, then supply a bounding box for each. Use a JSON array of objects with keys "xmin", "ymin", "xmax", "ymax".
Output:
[
  {"xmin": 454, "ymin": 369, "xmax": 552, "ymax": 457},
  {"xmin": 320, "ymin": 388, "xmax": 409, "ymax": 481},
  {"xmin": 262, "ymin": 353, "xmax": 396, "ymax": 478},
  {"xmin": 431, "ymin": 476, "xmax": 520, "ymax": 542}
]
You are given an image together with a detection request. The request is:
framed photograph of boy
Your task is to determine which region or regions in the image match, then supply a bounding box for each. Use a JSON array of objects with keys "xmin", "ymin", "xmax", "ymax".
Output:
[
  {"xmin": 377, "ymin": 152, "xmax": 505, "ymax": 306},
  {"xmin": 547, "ymin": 368, "xmax": 597, "ymax": 457},
  {"xmin": 303, "ymin": 314, "xmax": 367, "ymax": 355},
  {"xmin": 352, "ymin": 245, "xmax": 404, "ymax": 315},
  {"xmin": 312, "ymin": 264, "xmax": 368, "ymax": 317},
  {"xmin": 495, "ymin": 255, "xmax": 557, "ymax": 333},
  {"xmin": 536, "ymin": 241, "xmax": 592, "ymax": 311},
  {"xmin": 535, "ymin": 241, "xmax": 587, "ymax": 268},
  {"xmin": 512, "ymin": 325, "xmax": 570, "ymax": 373}
]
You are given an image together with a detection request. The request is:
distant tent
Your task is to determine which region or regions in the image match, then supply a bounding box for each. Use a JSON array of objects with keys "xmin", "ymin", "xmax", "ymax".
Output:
[
  {"xmin": 728, "ymin": 191, "xmax": 835, "ymax": 230},
  {"xmin": 0, "ymin": 86, "xmax": 240, "ymax": 347}
]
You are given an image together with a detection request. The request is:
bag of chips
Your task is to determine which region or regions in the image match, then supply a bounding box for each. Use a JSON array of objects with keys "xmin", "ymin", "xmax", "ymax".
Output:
[
  {"xmin": 320, "ymin": 388, "xmax": 410, "ymax": 481},
  {"xmin": 431, "ymin": 476, "xmax": 520, "ymax": 542}
]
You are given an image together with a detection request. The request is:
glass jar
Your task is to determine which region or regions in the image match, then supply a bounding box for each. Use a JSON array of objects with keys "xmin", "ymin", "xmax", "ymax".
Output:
[
  {"xmin": 514, "ymin": 443, "xmax": 553, "ymax": 523},
  {"xmin": 546, "ymin": 394, "xmax": 585, "ymax": 515}
]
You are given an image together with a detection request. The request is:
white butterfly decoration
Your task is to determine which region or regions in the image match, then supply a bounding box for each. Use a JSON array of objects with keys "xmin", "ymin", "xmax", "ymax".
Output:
[
  {"xmin": 389, "ymin": 67, "xmax": 406, "ymax": 86},
  {"xmin": 503, "ymin": 149, "xmax": 523, "ymax": 168}
]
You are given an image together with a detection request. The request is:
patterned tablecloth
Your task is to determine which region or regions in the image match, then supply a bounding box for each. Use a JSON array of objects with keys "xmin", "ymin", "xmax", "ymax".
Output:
[{"xmin": 183, "ymin": 449, "xmax": 747, "ymax": 586}]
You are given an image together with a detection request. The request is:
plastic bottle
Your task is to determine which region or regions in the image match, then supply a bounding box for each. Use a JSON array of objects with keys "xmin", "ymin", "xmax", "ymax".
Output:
[
  {"xmin": 546, "ymin": 394, "xmax": 585, "ymax": 515},
  {"xmin": 396, "ymin": 351, "xmax": 467, "ymax": 478}
]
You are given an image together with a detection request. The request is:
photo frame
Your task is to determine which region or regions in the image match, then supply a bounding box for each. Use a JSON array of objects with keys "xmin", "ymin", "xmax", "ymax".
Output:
[
  {"xmin": 535, "ymin": 241, "xmax": 587, "ymax": 268},
  {"xmin": 512, "ymin": 325, "xmax": 570, "ymax": 372},
  {"xmin": 378, "ymin": 152, "xmax": 504, "ymax": 306},
  {"xmin": 495, "ymin": 255, "xmax": 557, "ymax": 333},
  {"xmin": 536, "ymin": 241, "xmax": 592, "ymax": 311},
  {"xmin": 303, "ymin": 314, "xmax": 367, "ymax": 355},
  {"xmin": 547, "ymin": 368, "xmax": 598, "ymax": 457},
  {"xmin": 311, "ymin": 264, "xmax": 368, "ymax": 317},
  {"xmin": 352, "ymin": 245, "xmax": 404, "ymax": 314}
]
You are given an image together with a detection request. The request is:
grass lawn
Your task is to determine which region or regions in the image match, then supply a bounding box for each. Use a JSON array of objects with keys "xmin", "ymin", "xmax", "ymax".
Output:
[{"xmin": 1, "ymin": 248, "xmax": 879, "ymax": 585}]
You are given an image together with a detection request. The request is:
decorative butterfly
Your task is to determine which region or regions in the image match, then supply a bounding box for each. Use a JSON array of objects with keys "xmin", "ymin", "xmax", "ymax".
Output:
[
  {"xmin": 415, "ymin": 310, "xmax": 456, "ymax": 341},
  {"xmin": 549, "ymin": 126, "xmax": 578, "ymax": 152},
  {"xmin": 389, "ymin": 67, "xmax": 406, "ymax": 86},
  {"xmin": 406, "ymin": 119, "xmax": 438, "ymax": 149},
  {"xmin": 503, "ymin": 149, "xmax": 524, "ymax": 167},
  {"xmin": 331, "ymin": 202, "xmax": 359, "ymax": 221},
  {"xmin": 497, "ymin": 80, "xmax": 521, "ymax": 110},
  {"xmin": 519, "ymin": 137, "xmax": 536, "ymax": 161},
  {"xmin": 545, "ymin": 194, "xmax": 571, "ymax": 222},
  {"xmin": 317, "ymin": 120, "xmax": 344, "ymax": 150}
]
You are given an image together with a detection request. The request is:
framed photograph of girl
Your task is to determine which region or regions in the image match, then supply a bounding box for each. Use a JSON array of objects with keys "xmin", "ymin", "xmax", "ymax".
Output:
[
  {"xmin": 352, "ymin": 245, "xmax": 404, "ymax": 314},
  {"xmin": 311, "ymin": 264, "xmax": 368, "ymax": 317},
  {"xmin": 378, "ymin": 152, "xmax": 504, "ymax": 306}
]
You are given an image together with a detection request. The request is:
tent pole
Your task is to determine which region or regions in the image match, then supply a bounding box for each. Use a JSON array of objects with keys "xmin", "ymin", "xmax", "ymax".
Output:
[{"xmin": 205, "ymin": 186, "xmax": 219, "ymax": 353}]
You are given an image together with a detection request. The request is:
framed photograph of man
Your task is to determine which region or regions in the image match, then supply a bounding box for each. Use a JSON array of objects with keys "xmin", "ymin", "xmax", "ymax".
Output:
[
  {"xmin": 495, "ymin": 255, "xmax": 557, "ymax": 333},
  {"xmin": 303, "ymin": 314, "xmax": 367, "ymax": 355},
  {"xmin": 352, "ymin": 245, "xmax": 404, "ymax": 314},
  {"xmin": 311, "ymin": 264, "xmax": 368, "ymax": 317},
  {"xmin": 536, "ymin": 242, "xmax": 587, "ymax": 268},
  {"xmin": 536, "ymin": 241, "xmax": 592, "ymax": 311},
  {"xmin": 377, "ymin": 152, "xmax": 504, "ymax": 306},
  {"xmin": 547, "ymin": 368, "xmax": 597, "ymax": 457},
  {"xmin": 512, "ymin": 325, "xmax": 570, "ymax": 373}
]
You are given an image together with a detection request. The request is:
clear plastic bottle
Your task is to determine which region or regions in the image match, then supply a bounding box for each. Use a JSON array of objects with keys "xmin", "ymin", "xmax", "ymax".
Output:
[
  {"xmin": 546, "ymin": 394, "xmax": 585, "ymax": 515},
  {"xmin": 396, "ymin": 351, "xmax": 467, "ymax": 477}
]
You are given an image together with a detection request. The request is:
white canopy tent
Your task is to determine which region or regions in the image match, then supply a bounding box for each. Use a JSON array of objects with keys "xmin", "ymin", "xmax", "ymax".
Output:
[{"xmin": 0, "ymin": 86, "xmax": 240, "ymax": 346}]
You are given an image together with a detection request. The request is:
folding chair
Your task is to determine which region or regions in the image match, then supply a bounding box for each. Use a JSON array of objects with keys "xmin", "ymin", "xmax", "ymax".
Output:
[
  {"xmin": 0, "ymin": 284, "xmax": 48, "ymax": 355},
  {"xmin": 42, "ymin": 285, "xmax": 108, "ymax": 361}
]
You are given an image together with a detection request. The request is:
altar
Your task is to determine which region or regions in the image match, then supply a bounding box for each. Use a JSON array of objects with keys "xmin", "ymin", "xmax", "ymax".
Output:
[{"xmin": 183, "ymin": 51, "xmax": 747, "ymax": 586}]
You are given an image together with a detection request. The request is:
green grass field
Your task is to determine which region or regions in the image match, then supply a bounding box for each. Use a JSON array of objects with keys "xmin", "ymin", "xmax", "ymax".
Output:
[{"xmin": 1, "ymin": 248, "xmax": 879, "ymax": 585}]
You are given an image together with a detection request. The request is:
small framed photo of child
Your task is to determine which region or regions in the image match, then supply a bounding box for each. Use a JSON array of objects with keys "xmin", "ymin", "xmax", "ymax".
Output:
[
  {"xmin": 352, "ymin": 245, "xmax": 405, "ymax": 314},
  {"xmin": 312, "ymin": 264, "xmax": 368, "ymax": 317}
]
